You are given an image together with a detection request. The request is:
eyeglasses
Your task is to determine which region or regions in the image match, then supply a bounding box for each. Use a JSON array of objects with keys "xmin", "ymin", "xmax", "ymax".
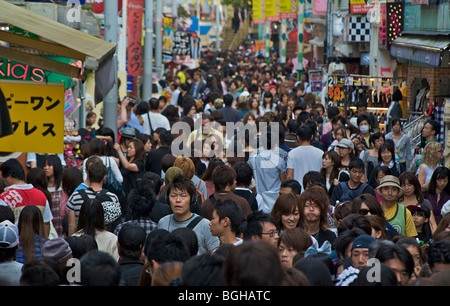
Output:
[{"xmin": 261, "ymin": 230, "xmax": 280, "ymax": 237}]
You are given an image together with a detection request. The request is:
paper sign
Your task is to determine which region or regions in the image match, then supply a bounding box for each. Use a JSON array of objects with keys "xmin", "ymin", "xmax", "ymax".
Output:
[{"xmin": 0, "ymin": 81, "xmax": 65, "ymax": 154}]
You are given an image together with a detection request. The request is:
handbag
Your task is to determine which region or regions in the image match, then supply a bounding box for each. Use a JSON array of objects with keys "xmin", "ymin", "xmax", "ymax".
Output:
[{"xmin": 102, "ymin": 157, "xmax": 124, "ymax": 197}]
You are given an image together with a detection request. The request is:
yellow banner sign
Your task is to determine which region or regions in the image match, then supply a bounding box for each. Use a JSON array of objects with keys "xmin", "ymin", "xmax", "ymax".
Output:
[
  {"xmin": 280, "ymin": 0, "xmax": 297, "ymax": 19},
  {"xmin": 0, "ymin": 81, "xmax": 65, "ymax": 154}
]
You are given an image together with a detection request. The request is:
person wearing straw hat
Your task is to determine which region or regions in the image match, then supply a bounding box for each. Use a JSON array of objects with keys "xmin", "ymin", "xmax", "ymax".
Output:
[{"xmin": 376, "ymin": 175, "xmax": 417, "ymax": 238}]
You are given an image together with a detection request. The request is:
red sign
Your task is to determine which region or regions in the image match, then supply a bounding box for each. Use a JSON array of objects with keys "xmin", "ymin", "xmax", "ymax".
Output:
[
  {"xmin": 86, "ymin": 0, "xmax": 123, "ymax": 14},
  {"xmin": 349, "ymin": 0, "xmax": 371, "ymax": 14},
  {"xmin": 127, "ymin": 0, "xmax": 144, "ymax": 77}
]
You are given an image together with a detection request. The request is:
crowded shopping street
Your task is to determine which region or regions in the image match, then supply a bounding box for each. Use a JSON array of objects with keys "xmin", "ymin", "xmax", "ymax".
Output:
[{"xmin": 0, "ymin": 0, "xmax": 450, "ymax": 294}]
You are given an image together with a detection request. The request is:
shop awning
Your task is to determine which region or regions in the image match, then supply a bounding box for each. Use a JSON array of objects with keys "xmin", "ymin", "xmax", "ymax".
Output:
[
  {"xmin": 390, "ymin": 34, "xmax": 450, "ymax": 67},
  {"xmin": 0, "ymin": 0, "xmax": 116, "ymax": 81}
]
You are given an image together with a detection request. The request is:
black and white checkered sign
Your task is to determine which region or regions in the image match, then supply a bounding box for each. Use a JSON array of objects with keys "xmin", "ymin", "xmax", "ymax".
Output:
[{"xmin": 347, "ymin": 15, "xmax": 371, "ymax": 42}]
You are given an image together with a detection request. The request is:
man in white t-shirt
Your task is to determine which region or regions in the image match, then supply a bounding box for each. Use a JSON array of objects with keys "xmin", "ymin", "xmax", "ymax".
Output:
[
  {"xmin": 286, "ymin": 125, "xmax": 324, "ymax": 190},
  {"xmin": 142, "ymin": 97, "xmax": 171, "ymax": 135}
]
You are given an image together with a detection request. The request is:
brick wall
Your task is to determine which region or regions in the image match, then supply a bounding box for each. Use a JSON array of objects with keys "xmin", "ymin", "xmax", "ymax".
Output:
[{"xmin": 406, "ymin": 66, "xmax": 450, "ymax": 112}]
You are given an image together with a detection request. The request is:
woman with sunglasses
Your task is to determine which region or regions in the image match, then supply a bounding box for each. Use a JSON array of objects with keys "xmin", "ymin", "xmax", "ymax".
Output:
[
  {"xmin": 351, "ymin": 194, "xmax": 398, "ymax": 240},
  {"xmin": 398, "ymin": 171, "xmax": 437, "ymax": 233}
]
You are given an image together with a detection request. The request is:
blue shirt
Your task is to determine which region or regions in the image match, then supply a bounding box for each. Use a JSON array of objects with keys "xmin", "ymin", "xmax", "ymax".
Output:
[
  {"xmin": 124, "ymin": 112, "xmax": 146, "ymax": 134},
  {"xmin": 16, "ymin": 234, "xmax": 46, "ymax": 263}
]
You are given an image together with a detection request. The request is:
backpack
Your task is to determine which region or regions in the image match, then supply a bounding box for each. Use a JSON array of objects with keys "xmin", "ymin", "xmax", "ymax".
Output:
[
  {"xmin": 102, "ymin": 157, "xmax": 125, "ymax": 198},
  {"xmin": 78, "ymin": 188, "xmax": 122, "ymax": 227}
]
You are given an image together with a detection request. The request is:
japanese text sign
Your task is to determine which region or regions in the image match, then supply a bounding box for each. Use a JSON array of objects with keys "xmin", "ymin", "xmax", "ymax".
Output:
[
  {"xmin": 127, "ymin": 0, "xmax": 144, "ymax": 77},
  {"xmin": 0, "ymin": 81, "xmax": 64, "ymax": 154}
]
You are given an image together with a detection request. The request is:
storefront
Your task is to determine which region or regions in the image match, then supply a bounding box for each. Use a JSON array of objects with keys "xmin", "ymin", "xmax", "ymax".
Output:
[
  {"xmin": 390, "ymin": 32, "xmax": 450, "ymax": 162},
  {"xmin": 0, "ymin": 1, "xmax": 115, "ymax": 170}
]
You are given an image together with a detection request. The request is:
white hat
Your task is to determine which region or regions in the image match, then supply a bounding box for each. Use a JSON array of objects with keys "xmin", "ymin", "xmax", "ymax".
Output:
[{"xmin": 441, "ymin": 200, "xmax": 450, "ymax": 217}]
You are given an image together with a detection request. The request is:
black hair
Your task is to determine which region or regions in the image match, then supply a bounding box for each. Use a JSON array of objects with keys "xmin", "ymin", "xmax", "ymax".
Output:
[
  {"xmin": 181, "ymin": 254, "xmax": 225, "ymax": 286},
  {"xmin": 149, "ymin": 97, "xmax": 159, "ymax": 110},
  {"xmin": 294, "ymin": 257, "xmax": 333, "ymax": 286},
  {"xmin": 348, "ymin": 158, "xmax": 365, "ymax": 170},
  {"xmin": 296, "ymin": 124, "xmax": 313, "ymax": 142},
  {"xmin": 327, "ymin": 106, "xmax": 340, "ymax": 120},
  {"xmin": 0, "ymin": 158, "xmax": 25, "ymax": 181},
  {"xmin": 127, "ymin": 184, "xmax": 156, "ymax": 219},
  {"xmin": 145, "ymin": 234, "xmax": 190, "ymax": 264},
  {"xmin": 280, "ymin": 179, "xmax": 302, "ymax": 195},
  {"xmin": 428, "ymin": 167, "xmax": 450, "ymax": 195},
  {"xmin": 425, "ymin": 119, "xmax": 440, "ymax": 137},
  {"xmin": 369, "ymin": 132, "xmax": 385, "ymax": 146},
  {"xmin": 233, "ymin": 162, "xmax": 253, "ymax": 188},
  {"xmin": 239, "ymin": 210, "xmax": 276, "ymax": 240},
  {"xmin": 427, "ymin": 240, "xmax": 450, "ymax": 272},
  {"xmin": 169, "ymin": 228, "xmax": 199, "ymax": 258},
  {"xmin": 351, "ymin": 263, "xmax": 398, "ymax": 286},
  {"xmin": 357, "ymin": 114, "xmax": 371, "ymax": 127},
  {"xmin": 223, "ymin": 94, "xmax": 234, "ymax": 107},
  {"xmin": 303, "ymin": 171, "xmax": 325, "ymax": 190},
  {"xmin": 369, "ymin": 240, "xmax": 415, "ymax": 279},
  {"xmin": 80, "ymin": 250, "xmax": 121, "ymax": 286},
  {"xmin": 214, "ymin": 199, "xmax": 245, "ymax": 233},
  {"xmin": 159, "ymin": 130, "xmax": 174, "ymax": 147}
]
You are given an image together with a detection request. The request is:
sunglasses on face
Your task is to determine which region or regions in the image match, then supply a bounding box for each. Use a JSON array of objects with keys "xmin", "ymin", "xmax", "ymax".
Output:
[{"xmin": 359, "ymin": 209, "xmax": 375, "ymax": 216}]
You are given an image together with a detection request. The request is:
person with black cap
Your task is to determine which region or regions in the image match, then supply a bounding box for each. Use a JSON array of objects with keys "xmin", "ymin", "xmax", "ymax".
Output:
[
  {"xmin": 350, "ymin": 234, "xmax": 376, "ymax": 271},
  {"xmin": 376, "ymin": 175, "xmax": 417, "ymax": 238},
  {"xmin": 117, "ymin": 222, "xmax": 147, "ymax": 286},
  {"xmin": 118, "ymin": 127, "xmax": 137, "ymax": 158}
]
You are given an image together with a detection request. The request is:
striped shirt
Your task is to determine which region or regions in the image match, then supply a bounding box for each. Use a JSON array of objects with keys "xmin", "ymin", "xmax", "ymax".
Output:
[{"xmin": 66, "ymin": 188, "xmax": 122, "ymax": 225}]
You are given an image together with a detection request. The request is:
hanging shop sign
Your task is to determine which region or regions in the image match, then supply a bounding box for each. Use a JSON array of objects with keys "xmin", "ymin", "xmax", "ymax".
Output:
[
  {"xmin": 0, "ymin": 81, "xmax": 64, "ymax": 154},
  {"xmin": 127, "ymin": 0, "xmax": 144, "ymax": 77}
]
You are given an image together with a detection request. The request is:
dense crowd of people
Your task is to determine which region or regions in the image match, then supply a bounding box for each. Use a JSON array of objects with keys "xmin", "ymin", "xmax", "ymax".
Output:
[{"xmin": 0, "ymin": 48, "xmax": 450, "ymax": 287}]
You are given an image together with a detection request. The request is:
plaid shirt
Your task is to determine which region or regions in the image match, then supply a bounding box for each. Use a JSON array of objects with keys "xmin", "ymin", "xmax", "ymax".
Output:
[
  {"xmin": 50, "ymin": 188, "xmax": 63, "ymax": 237},
  {"xmin": 113, "ymin": 218, "xmax": 158, "ymax": 236}
]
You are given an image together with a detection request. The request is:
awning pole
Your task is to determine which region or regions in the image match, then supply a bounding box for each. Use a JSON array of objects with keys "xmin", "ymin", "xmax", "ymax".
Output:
[{"xmin": 104, "ymin": 0, "xmax": 119, "ymax": 139}]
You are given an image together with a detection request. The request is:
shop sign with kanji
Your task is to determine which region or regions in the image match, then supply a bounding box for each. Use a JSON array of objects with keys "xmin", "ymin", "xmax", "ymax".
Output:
[{"xmin": 0, "ymin": 81, "xmax": 64, "ymax": 154}]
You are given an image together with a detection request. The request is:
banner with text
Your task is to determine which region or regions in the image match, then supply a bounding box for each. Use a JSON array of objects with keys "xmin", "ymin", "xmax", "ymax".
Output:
[
  {"xmin": 127, "ymin": 0, "xmax": 144, "ymax": 77},
  {"xmin": 0, "ymin": 81, "xmax": 65, "ymax": 154}
]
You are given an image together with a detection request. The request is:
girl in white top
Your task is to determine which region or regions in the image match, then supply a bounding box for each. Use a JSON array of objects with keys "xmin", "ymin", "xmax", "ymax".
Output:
[{"xmin": 417, "ymin": 141, "xmax": 443, "ymax": 188}]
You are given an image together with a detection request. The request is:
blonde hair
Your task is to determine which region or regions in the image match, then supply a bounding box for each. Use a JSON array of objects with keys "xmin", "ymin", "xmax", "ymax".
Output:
[
  {"xmin": 173, "ymin": 156, "xmax": 195, "ymax": 179},
  {"xmin": 422, "ymin": 141, "xmax": 442, "ymax": 166}
]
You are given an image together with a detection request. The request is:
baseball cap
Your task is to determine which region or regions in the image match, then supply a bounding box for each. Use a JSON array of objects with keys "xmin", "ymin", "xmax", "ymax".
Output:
[
  {"xmin": 407, "ymin": 204, "xmax": 431, "ymax": 219},
  {"xmin": 0, "ymin": 220, "xmax": 19, "ymax": 249},
  {"xmin": 351, "ymin": 234, "xmax": 376, "ymax": 251},
  {"xmin": 336, "ymin": 138, "xmax": 354, "ymax": 150},
  {"xmin": 118, "ymin": 223, "xmax": 147, "ymax": 251}
]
